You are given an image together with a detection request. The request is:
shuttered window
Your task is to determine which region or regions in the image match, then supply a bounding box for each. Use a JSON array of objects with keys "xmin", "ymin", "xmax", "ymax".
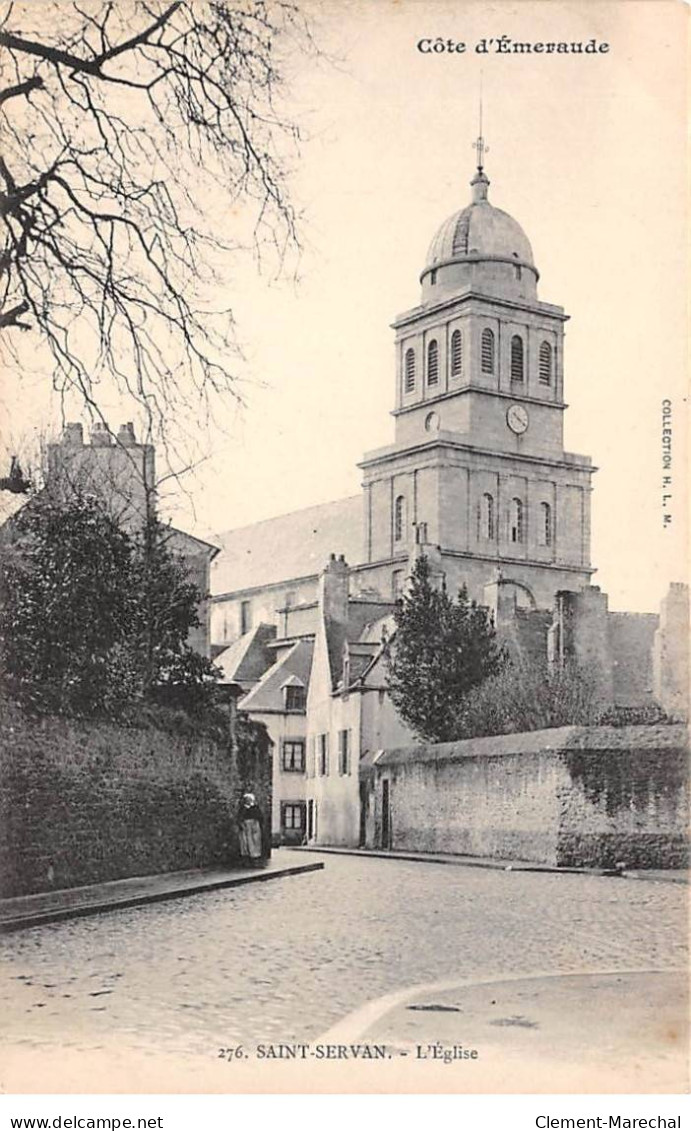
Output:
[
  {"xmin": 510, "ymin": 498, "xmax": 524, "ymax": 544},
  {"xmin": 481, "ymin": 328, "xmax": 495, "ymax": 374},
  {"xmin": 511, "ymin": 336, "xmax": 524, "ymax": 382},
  {"xmin": 540, "ymin": 502, "xmax": 552, "ymax": 546},
  {"xmin": 539, "ymin": 341, "xmax": 552, "ymax": 385},
  {"xmin": 404, "ymin": 348, "xmax": 415, "ymax": 393},
  {"xmin": 427, "ymin": 339, "xmax": 439, "ymax": 386},
  {"xmin": 450, "ymin": 330, "xmax": 462, "ymax": 377},
  {"xmin": 477, "ymin": 493, "xmax": 495, "ymax": 541}
]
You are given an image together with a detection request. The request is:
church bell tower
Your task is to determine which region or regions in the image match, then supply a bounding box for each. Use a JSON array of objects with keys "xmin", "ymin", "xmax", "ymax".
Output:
[{"xmin": 358, "ymin": 138, "xmax": 596, "ymax": 609}]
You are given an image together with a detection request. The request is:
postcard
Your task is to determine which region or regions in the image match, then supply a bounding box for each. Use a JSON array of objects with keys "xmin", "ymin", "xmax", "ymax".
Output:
[{"xmin": 0, "ymin": 0, "xmax": 687, "ymax": 1101}]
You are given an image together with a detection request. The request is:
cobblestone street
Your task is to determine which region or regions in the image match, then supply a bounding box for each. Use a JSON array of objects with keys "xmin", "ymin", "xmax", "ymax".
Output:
[{"xmin": 1, "ymin": 852, "xmax": 687, "ymax": 1073}]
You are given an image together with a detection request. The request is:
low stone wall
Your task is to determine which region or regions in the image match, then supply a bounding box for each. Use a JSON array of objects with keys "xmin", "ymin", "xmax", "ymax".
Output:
[
  {"xmin": 0, "ymin": 702, "xmax": 271, "ymax": 897},
  {"xmin": 362, "ymin": 725, "xmax": 688, "ymax": 868}
]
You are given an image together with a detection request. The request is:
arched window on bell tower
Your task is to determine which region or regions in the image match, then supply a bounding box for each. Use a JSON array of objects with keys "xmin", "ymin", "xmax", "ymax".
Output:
[
  {"xmin": 427, "ymin": 339, "xmax": 439, "ymax": 386},
  {"xmin": 450, "ymin": 329, "xmax": 463, "ymax": 378},
  {"xmin": 394, "ymin": 495, "xmax": 406, "ymax": 542},
  {"xmin": 404, "ymin": 348, "xmax": 416, "ymax": 393},
  {"xmin": 511, "ymin": 336, "xmax": 524, "ymax": 383},
  {"xmin": 509, "ymin": 498, "xmax": 524, "ymax": 544},
  {"xmin": 481, "ymin": 328, "xmax": 495, "ymax": 374},
  {"xmin": 539, "ymin": 501, "xmax": 552, "ymax": 546},
  {"xmin": 539, "ymin": 341, "xmax": 553, "ymax": 386},
  {"xmin": 477, "ymin": 492, "xmax": 495, "ymax": 542}
]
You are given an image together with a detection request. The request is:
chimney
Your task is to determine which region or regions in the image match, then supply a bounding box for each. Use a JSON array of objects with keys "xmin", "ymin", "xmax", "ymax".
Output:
[
  {"xmin": 319, "ymin": 553, "xmax": 349, "ymax": 624},
  {"xmin": 90, "ymin": 422, "xmax": 112, "ymax": 447},
  {"xmin": 62, "ymin": 422, "xmax": 84, "ymax": 446},
  {"xmin": 117, "ymin": 422, "xmax": 136, "ymax": 447}
]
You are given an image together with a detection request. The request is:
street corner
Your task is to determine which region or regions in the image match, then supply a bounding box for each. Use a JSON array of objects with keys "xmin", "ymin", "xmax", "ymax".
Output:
[{"xmin": 319, "ymin": 968, "xmax": 690, "ymax": 1094}]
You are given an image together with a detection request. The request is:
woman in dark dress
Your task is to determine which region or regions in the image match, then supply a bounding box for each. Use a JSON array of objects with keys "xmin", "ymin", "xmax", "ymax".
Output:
[{"xmin": 238, "ymin": 792, "xmax": 264, "ymax": 866}]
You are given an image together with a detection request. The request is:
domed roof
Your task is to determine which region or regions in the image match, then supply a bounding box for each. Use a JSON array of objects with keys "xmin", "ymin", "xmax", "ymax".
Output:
[{"xmin": 425, "ymin": 171, "xmax": 534, "ymax": 272}]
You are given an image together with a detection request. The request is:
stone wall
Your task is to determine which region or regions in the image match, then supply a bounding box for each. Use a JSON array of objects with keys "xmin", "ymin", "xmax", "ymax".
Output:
[
  {"xmin": 0, "ymin": 702, "xmax": 272, "ymax": 898},
  {"xmin": 363, "ymin": 725, "xmax": 688, "ymax": 868}
]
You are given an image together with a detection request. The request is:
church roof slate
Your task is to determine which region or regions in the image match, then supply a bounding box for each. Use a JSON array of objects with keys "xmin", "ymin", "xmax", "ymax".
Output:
[
  {"xmin": 215, "ymin": 622, "xmax": 277, "ymax": 687},
  {"xmin": 210, "ymin": 495, "xmax": 363, "ymax": 596}
]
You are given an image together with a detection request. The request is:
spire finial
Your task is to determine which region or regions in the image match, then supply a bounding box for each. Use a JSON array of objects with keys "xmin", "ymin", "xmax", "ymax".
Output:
[{"xmin": 473, "ymin": 74, "xmax": 489, "ymax": 172}]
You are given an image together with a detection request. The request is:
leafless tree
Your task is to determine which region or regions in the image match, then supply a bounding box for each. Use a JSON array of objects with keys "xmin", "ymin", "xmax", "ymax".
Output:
[{"xmin": 0, "ymin": 0, "xmax": 308, "ymax": 440}]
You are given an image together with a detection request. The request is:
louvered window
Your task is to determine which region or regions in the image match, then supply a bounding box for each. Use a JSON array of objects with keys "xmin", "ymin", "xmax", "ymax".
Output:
[
  {"xmin": 427, "ymin": 339, "xmax": 439, "ymax": 386},
  {"xmin": 450, "ymin": 330, "xmax": 462, "ymax": 378},
  {"xmin": 394, "ymin": 495, "xmax": 405, "ymax": 542},
  {"xmin": 510, "ymin": 498, "xmax": 524, "ymax": 544},
  {"xmin": 481, "ymin": 329, "xmax": 495, "ymax": 374},
  {"xmin": 540, "ymin": 502, "xmax": 552, "ymax": 547},
  {"xmin": 511, "ymin": 336, "xmax": 524, "ymax": 382},
  {"xmin": 477, "ymin": 493, "xmax": 495, "ymax": 541},
  {"xmin": 539, "ymin": 341, "xmax": 552, "ymax": 385},
  {"xmin": 404, "ymin": 348, "xmax": 415, "ymax": 393}
]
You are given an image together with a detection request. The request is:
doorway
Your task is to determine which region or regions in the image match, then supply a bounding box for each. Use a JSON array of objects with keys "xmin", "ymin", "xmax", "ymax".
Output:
[
  {"xmin": 381, "ymin": 779, "xmax": 391, "ymax": 849},
  {"xmin": 307, "ymin": 799, "xmax": 317, "ymax": 843}
]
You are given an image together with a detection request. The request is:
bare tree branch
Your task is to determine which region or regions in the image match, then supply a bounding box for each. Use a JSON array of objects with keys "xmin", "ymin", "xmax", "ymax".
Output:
[
  {"xmin": 0, "ymin": 0, "xmax": 311, "ymax": 453},
  {"xmin": 0, "ymin": 74, "xmax": 43, "ymax": 104}
]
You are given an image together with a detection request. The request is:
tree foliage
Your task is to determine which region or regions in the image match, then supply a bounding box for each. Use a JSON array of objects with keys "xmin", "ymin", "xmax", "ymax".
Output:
[
  {"xmin": 455, "ymin": 657, "xmax": 602, "ymax": 740},
  {"xmin": 0, "ymin": 490, "xmax": 220, "ymax": 716},
  {"xmin": 385, "ymin": 555, "xmax": 505, "ymax": 743},
  {"xmin": 0, "ymin": 0, "xmax": 307, "ymax": 434}
]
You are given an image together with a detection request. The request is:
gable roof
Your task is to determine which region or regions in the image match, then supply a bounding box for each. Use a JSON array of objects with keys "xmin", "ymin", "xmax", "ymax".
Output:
[
  {"xmin": 210, "ymin": 495, "xmax": 363, "ymax": 595},
  {"xmin": 166, "ymin": 525, "xmax": 220, "ymax": 560},
  {"xmin": 239, "ymin": 638, "xmax": 314, "ymax": 713}
]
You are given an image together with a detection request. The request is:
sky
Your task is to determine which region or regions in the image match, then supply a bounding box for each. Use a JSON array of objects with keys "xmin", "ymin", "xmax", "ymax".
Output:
[{"xmin": 1, "ymin": 0, "xmax": 687, "ymax": 612}]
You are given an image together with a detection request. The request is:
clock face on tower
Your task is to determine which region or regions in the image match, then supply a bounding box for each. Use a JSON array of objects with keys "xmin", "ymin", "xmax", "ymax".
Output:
[{"xmin": 507, "ymin": 404, "xmax": 529, "ymax": 434}]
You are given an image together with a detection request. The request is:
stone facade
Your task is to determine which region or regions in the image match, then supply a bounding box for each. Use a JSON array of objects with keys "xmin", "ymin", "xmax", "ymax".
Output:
[
  {"xmin": 363, "ymin": 725, "xmax": 689, "ymax": 869},
  {"xmin": 653, "ymin": 583, "xmax": 690, "ymax": 718},
  {"xmin": 0, "ymin": 701, "xmax": 271, "ymax": 898}
]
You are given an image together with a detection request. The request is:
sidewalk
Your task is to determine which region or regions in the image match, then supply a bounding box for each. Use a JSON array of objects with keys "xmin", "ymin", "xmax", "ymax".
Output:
[
  {"xmin": 0, "ymin": 849, "xmax": 324, "ymax": 934},
  {"xmin": 294, "ymin": 844, "xmax": 688, "ymax": 883}
]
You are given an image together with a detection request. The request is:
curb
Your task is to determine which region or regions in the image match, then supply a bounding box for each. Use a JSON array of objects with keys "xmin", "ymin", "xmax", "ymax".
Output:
[
  {"xmin": 293, "ymin": 846, "xmax": 687, "ymax": 884},
  {"xmin": 0, "ymin": 861, "xmax": 324, "ymax": 934}
]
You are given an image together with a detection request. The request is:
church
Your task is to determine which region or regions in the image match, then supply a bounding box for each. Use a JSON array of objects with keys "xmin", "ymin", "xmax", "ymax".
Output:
[{"xmin": 210, "ymin": 144, "xmax": 687, "ymax": 847}]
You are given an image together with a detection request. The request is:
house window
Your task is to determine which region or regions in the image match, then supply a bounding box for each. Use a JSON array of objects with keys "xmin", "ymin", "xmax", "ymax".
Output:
[
  {"xmin": 427, "ymin": 339, "xmax": 439, "ymax": 386},
  {"xmin": 510, "ymin": 498, "xmax": 524, "ymax": 544},
  {"xmin": 338, "ymin": 729, "xmax": 351, "ymax": 775},
  {"xmin": 281, "ymin": 740, "xmax": 305, "ymax": 772},
  {"xmin": 540, "ymin": 501, "xmax": 552, "ymax": 547},
  {"xmin": 394, "ymin": 495, "xmax": 405, "ymax": 542},
  {"xmin": 404, "ymin": 348, "xmax": 416, "ymax": 393},
  {"xmin": 240, "ymin": 600, "xmax": 252, "ymax": 634},
  {"xmin": 481, "ymin": 328, "xmax": 495, "ymax": 374},
  {"xmin": 450, "ymin": 329, "xmax": 463, "ymax": 378},
  {"xmin": 477, "ymin": 492, "xmax": 495, "ymax": 541},
  {"xmin": 317, "ymin": 733, "xmax": 329, "ymax": 776},
  {"xmin": 511, "ymin": 335, "xmax": 524, "ymax": 383},
  {"xmin": 284, "ymin": 684, "xmax": 306, "ymax": 712},
  {"xmin": 281, "ymin": 802, "xmax": 305, "ymax": 833},
  {"xmin": 539, "ymin": 341, "xmax": 553, "ymax": 385}
]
